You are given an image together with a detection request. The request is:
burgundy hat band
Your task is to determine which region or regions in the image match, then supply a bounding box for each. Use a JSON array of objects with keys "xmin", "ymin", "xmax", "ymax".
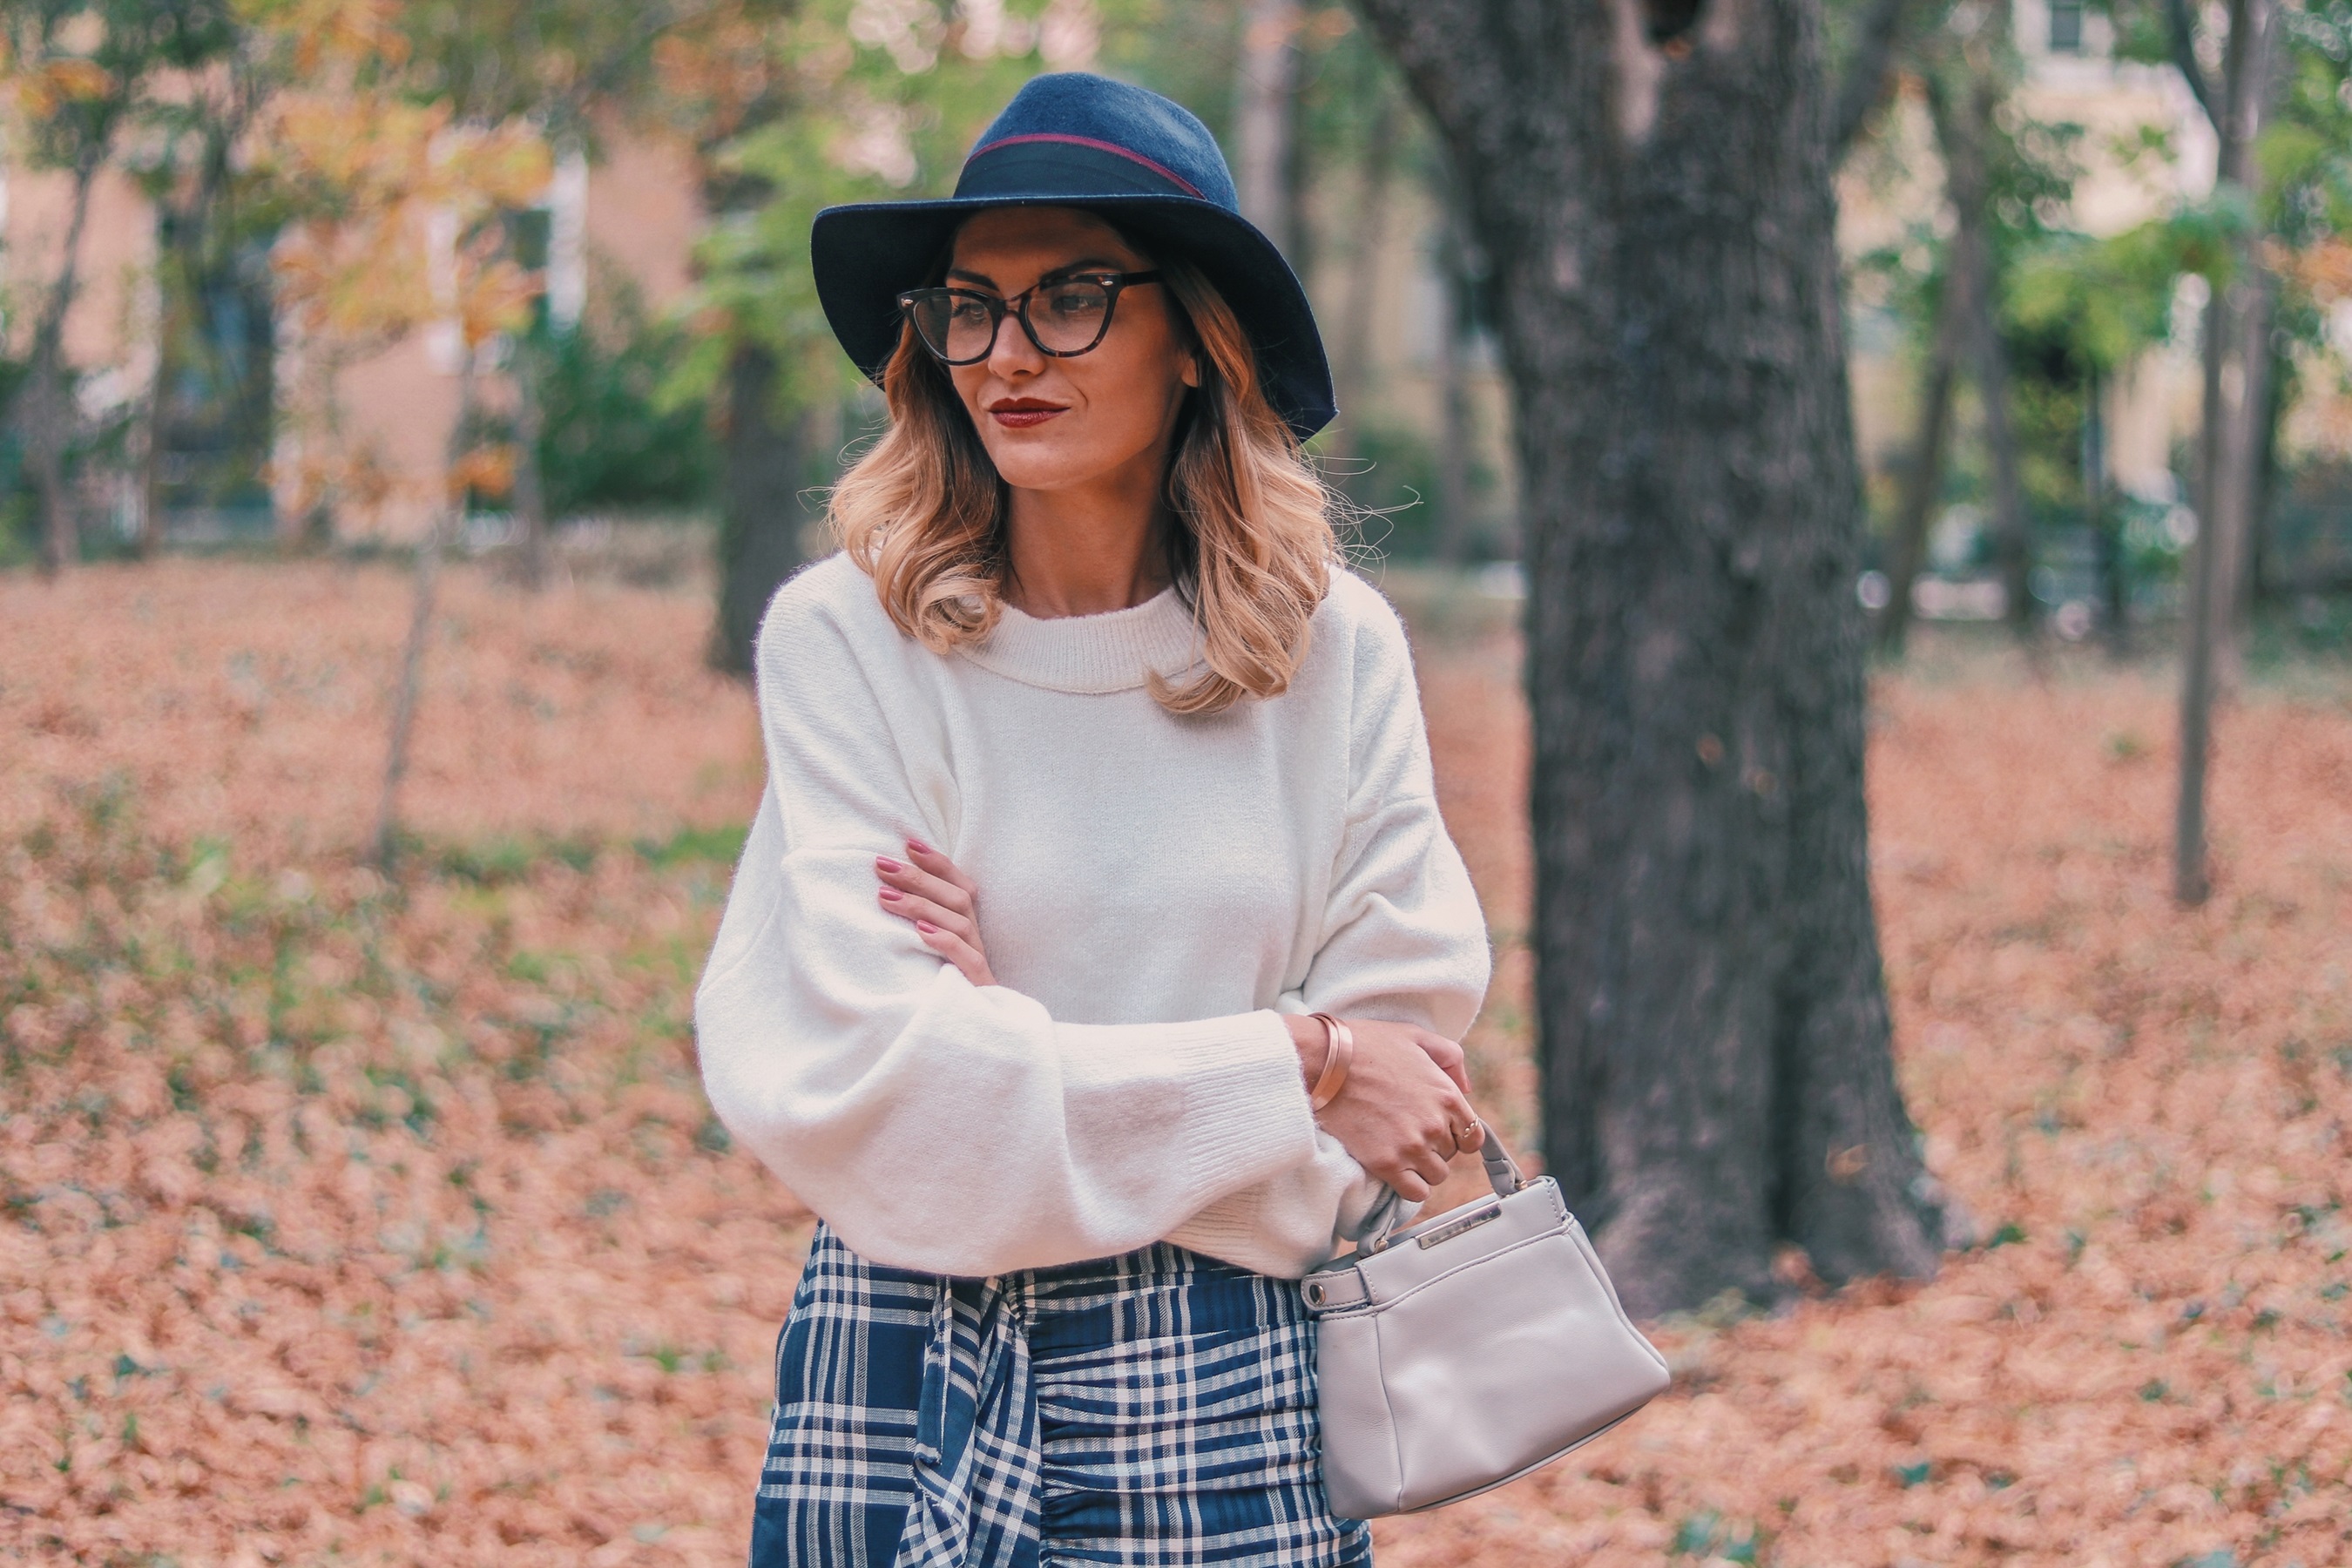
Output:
[{"xmin": 957, "ymin": 132, "xmax": 1206, "ymax": 201}]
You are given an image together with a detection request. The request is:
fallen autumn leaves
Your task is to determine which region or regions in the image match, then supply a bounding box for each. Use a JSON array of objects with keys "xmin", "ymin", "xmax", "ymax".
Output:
[{"xmin": 3, "ymin": 560, "xmax": 2348, "ymax": 1566}]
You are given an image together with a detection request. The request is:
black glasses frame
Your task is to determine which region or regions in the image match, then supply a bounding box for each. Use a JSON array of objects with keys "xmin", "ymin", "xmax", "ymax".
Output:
[{"xmin": 896, "ymin": 270, "xmax": 1165, "ymax": 365}]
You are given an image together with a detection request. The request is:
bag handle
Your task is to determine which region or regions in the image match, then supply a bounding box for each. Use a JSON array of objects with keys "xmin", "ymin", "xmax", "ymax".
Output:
[{"xmin": 1360, "ymin": 1117, "xmax": 1524, "ymax": 1254}]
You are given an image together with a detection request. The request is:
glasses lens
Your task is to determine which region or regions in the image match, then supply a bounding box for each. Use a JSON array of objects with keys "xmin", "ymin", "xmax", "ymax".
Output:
[
  {"xmin": 907, "ymin": 291, "xmax": 998, "ymax": 362},
  {"xmin": 1027, "ymin": 280, "xmax": 1113, "ymax": 353}
]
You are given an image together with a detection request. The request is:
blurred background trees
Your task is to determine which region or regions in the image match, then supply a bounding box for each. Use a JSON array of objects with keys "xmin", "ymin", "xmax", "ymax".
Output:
[
  {"xmin": 3, "ymin": 0, "xmax": 2350, "ymax": 1310},
  {"xmin": 3, "ymin": 0, "xmax": 2342, "ymax": 642}
]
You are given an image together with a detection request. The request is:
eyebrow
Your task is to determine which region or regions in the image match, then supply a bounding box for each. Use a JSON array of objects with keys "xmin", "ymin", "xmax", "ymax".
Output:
[{"xmin": 944, "ymin": 256, "xmax": 1128, "ymax": 291}]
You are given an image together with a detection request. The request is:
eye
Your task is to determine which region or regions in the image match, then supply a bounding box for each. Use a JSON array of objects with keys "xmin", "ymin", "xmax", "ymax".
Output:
[
  {"xmin": 1044, "ymin": 283, "xmax": 1109, "ymax": 319},
  {"xmin": 948, "ymin": 294, "xmax": 995, "ymax": 327}
]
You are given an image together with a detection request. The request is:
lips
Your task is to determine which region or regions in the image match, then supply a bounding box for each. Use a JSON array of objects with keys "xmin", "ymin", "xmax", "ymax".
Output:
[{"xmin": 987, "ymin": 399, "xmax": 1067, "ymax": 429}]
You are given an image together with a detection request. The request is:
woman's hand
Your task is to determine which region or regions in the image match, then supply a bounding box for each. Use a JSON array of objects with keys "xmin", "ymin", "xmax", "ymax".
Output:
[
  {"xmin": 875, "ymin": 838, "xmax": 997, "ymax": 987},
  {"xmin": 1286, "ymin": 1016, "xmax": 1481, "ymax": 1204}
]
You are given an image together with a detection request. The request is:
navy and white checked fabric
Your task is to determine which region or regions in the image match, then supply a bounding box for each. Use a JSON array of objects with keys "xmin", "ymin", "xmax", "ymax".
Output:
[{"xmin": 751, "ymin": 1220, "xmax": 1372, "ymax": 1566}]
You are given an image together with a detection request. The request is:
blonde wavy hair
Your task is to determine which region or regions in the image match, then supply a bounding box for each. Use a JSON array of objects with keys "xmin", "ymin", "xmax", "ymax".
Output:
[{"xmin": 828, "ymin": 242, "xmax": 1337, "ymax": 716}]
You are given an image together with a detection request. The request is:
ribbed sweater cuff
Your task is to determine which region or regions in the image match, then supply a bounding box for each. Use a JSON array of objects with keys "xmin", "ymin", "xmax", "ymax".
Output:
[{"xmin": 1178, "ymin": 1010, "xmax": 1319, "ymax": 1200}]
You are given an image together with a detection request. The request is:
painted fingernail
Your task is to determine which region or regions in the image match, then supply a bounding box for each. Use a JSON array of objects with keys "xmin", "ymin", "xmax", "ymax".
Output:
[
  {"xmin": 916, "ymin": 919, "xmax": 939, "ymax": 934},
  {"xmin": 875, "ymin": 855, "xmax": 904, "ymax": 873},
  {"xmin": 879, "ymin": 887, "xmax": 903, "ymax": 902},
  {"xmin": 906, "ymin": 837, "xmax": 935, "ymax": 855}
]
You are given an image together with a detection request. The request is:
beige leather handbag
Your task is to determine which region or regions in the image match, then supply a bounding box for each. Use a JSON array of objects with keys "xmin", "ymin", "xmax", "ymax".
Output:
[{"xmin": 1301, "ymin": 1123, "xmax": 1672, "ymax": 1519}]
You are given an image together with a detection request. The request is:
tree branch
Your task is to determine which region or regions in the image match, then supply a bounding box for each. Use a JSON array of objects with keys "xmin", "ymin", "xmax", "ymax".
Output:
[
  {"xmin": 1830, "ymin": 0, "xmax": 1914, "ymax": 159},
  {"xmin": 2166, "ymin": 0, "xmax": 2220, "ymax": 131}
]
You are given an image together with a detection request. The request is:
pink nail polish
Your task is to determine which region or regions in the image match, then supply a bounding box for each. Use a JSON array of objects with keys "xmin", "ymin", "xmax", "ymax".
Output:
[
  {"xmin": 906, "ymin": 838, "xmax": 934, "ymax": 855},
  {"xmin": 880, "ymin": 887, "xmax": 902, "ymax": 902},
  {"xmin": 916, "ymin": 919, "xmax": 939, "ymax": 934},
  {"xmin": 875, "ymin": 855, "xmax": 904, "ymax": 873}
]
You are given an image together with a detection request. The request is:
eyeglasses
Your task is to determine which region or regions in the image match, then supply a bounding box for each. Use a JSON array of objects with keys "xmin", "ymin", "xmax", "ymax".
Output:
[{"xmin": 897, "ymin": 270, "xmax": 1164, "ymax": 365}]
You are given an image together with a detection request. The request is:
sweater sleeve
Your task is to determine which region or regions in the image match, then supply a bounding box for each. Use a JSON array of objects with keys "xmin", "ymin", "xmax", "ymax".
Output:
[
  {"xmin": 693, "ymin": 578, "xmax": 1321, "ymax": 1279},
  {"xmin": 1167, "ymin": 581, "xmax": 1493, "ymax": 1271},
  {"xmin": 1300, "ymin": 585, "xmax": 1490, "ymax": 1051}
]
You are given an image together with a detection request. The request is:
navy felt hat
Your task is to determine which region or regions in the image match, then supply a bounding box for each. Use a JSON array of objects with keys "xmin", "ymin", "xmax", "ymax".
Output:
[{"xmin": 811, "ymin": 71, "xmax": 1337, "ymax": 443}]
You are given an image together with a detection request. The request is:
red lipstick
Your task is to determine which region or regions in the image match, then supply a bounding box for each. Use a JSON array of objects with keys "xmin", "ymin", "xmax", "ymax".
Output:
[{"xmin": 988, "ymin": 397, "xmax": 1067, "ymax": 429}]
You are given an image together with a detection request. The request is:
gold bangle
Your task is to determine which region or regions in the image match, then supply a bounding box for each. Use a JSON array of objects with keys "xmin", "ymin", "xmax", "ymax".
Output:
[{"xmin": 1308, "ymin": 1012, "xmax": 1354, "ymax": 1112}]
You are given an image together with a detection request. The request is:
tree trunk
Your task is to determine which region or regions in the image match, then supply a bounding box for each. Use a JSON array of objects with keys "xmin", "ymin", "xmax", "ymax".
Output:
[
  {"xmin": 2211, "ymin": 269, "xmax": 2274, "ymax": 665},
  {"xmin": 133, "ymin": 340, "xmax": 168, "ymax": 560},
  {"xmin": 712, "ymin": 342, "xmax": 812, "ymax": 676},
  {"xmin": 1878, "ymin": 280, "xmax": 1962, "ymax": 656},
  {"xmin": 29, "ymin": 156, "xmax": 101, "ymax": 578},
  {"xmin": 1928, "ymin": 71, "xmax": 2033, "ymax": 636},
  {"xmin": 1328, "ymin": 91, "xmax": 1398, "ymax": 452},
  {"xmin": 1432, "ymin": 210, "xmax": 1475, "ymax": 564},
  {"xmin": 2175, "ymin": 0, "xmax": 2278, "ymax": 907},
  {"xmin": 1355, "ymin": 0, "xmax": 1948, "ymax": 1314},
  {"xmin": 2085, "ymin": 366, "xmax": 2131, "ymax": 656},
  {"xmin": 513, "ymin": 335, "xmax": 552, "ymax": 591},
  {"xmin": 374, "ymin": 359, "xmax": 478, "ymax": 870},
  {"xmin": 1233, "ymin": 0, "xmax": 1302, "ymax": 260},
  {"xmin": 2242, "ymin": 341, "xmax": 2288, "ymax": 620}
]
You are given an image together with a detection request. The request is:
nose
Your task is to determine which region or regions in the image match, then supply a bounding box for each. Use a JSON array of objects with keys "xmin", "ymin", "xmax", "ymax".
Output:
[{"xmin": 985, "ymin": 301, "xmax": 1046, "ymax": 379}]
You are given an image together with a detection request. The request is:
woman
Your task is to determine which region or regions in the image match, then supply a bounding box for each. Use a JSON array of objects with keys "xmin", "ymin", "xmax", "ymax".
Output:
[{"xmin": 696, "ymin": 72, "xmax": 1490, "ymax": 1566}]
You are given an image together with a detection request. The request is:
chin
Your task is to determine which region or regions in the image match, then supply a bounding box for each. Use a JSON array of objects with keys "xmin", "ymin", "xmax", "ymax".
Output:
[{"xmin": 987, "ymin": 442, "xmax": 1106, "ymax": 491}]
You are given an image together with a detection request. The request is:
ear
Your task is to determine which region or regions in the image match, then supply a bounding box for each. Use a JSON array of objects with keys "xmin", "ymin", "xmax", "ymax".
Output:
[{"xmin": 1180, "ymin": 351, "xmax": 1202, "ymax": 390}]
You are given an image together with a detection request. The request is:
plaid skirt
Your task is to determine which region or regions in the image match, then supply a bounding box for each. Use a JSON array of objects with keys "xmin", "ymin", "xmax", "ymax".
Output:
[{"xmin": 750, "ymin": 1220, "xmax": 1373, "ymax": 1567}]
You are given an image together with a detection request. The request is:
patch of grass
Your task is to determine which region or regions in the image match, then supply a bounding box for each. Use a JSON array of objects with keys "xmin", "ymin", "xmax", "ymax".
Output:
[
  {"xmin": 634, "ymin": 822, "xmax": 748, "ymax": 868},
  {"xmin": 432, "ymin": 834, "xmax": 598, "ymax": 886}
]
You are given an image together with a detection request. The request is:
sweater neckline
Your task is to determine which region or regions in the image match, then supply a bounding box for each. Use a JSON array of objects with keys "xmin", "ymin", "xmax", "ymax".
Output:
[{"xmin": 957, "ymin": 583, "xmax": 1204, "ymax": 694}]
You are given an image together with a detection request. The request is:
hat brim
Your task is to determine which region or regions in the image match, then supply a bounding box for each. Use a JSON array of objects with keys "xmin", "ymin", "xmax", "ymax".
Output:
[{"xmin": 811, "ymin": 193, "xmax": 1337, "ymax": 443}]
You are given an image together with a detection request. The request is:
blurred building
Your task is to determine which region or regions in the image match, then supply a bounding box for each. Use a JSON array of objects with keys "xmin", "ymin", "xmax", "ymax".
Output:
[{"xmin": 0, "ymin": 125, "xmax": 702, "ymax": 547}]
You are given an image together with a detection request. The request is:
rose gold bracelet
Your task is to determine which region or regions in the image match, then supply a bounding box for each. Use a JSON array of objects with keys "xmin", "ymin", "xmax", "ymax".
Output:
[{"xmin": 1308, "ymin": 1012, "xmax": 1354, "ymax": 1112}]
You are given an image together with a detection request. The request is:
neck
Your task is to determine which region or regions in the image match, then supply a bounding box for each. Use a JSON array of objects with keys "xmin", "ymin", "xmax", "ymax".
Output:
[{"xmin": 1001, "ymin": 450, "xmax": 1173, "ymax": 618}]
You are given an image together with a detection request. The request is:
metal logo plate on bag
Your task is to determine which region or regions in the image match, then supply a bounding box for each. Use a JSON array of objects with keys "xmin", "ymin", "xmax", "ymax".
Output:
[{"xmin": 1415, "ymin": 1200, "xmax": 1502, "ymax": 1250}]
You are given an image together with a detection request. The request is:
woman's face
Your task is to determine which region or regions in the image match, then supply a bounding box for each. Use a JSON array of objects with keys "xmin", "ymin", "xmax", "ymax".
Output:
[{"xmin": 943, "ymin": 206, "xmax": 1200, "ymax": 497}]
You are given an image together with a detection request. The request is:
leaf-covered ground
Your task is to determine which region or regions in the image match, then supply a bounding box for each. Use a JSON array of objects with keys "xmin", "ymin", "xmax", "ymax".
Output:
[{"xmin": 3, "ymin": 560, "xmax": 2347, "ymax": 1567}]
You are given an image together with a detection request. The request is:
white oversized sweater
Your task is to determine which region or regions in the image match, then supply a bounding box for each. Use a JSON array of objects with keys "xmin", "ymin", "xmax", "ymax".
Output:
[{"xmin": 693, "ymin": 551, "xmax": 1490, "ymax": 1281}]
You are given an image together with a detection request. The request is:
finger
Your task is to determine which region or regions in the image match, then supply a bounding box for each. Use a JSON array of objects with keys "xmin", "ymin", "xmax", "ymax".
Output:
[
  {"xmin": 1387, "ymin": 1167, "xmax": 1430, "ymax": 1205},
  {"xmin": 1456, "ymin": 1119, "xmax": 1486, "ymax": 1153},
  {"xmin": 916, "ymin": 921, "xmax": 993, "ymax": 986},
  {"xmin": 1419, "ymin": 1034, "xmax": 1473, "ymax": 1096},
  {"xmin": 1409, "ymin": 1148, "xmax": 1452, "ymax": 1191},
  {"xmin": 875, "ymin": 854, "xmax": 975, "ymax": 918},
  {"xmin": 902, "ymin": 838, "xmax": 980, "ymax": 901},
  {"xmin": 877, "ymin": 886, "xmax": 977, "ymax": 942}
]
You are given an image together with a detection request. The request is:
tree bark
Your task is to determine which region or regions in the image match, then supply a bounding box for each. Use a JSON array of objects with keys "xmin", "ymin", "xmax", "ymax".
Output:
[
  {"xmin": 1233, "ymin": 0, "xmax": 1302, "ymax": 260},
  {"xmin": 2243, "ymin": 341, "xmax": 2286, "ymax": 619},
  {"xmin": 1355, "ymin": 0, "xmax": 1948, "ymax": 1314},
  {"xmin": 1928, "ymin": 69, "xmax": 2033, "ymax": 635},
  {"xmin": 2085, "ymin": 365, "xmax": 2132, "ymax": 656},
  {"xmin": 28, "ymin": 155, "xmax": 102, "ymax": 578},
  {"xmin": 1432, "ymin": 208, "xmax": 1475, "ymax": 564},
  {"xmin": 1878, "ymin": 280, "xmax": 1962, "ymax": 656},
  {"xmin": 512, "ymin": 335, "xmax": 552, "ymax": 590},
  {"xmin": 374, "ymin": 358, "xmax": 478, "ymax": 870},
  {"xmin": 1328, "ymin": 91, "xmax": 1398, "ymax": 449},
  {"xmin": 2175, "ymin": 0, "xmax": 2278, "ymax": 907},
  {"xmin": 712, "ymin": 342, "xmax": 812, "ymax": 676},
  {"xmin": 1830, "ymin": 0, "xmax": 1916, "ymax": 159}
]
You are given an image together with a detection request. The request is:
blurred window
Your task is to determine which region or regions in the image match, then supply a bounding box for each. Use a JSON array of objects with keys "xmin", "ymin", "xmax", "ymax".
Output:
[{"xmin": 2048, "ymin": 0, "xmax": 2084, "ymax": 52}]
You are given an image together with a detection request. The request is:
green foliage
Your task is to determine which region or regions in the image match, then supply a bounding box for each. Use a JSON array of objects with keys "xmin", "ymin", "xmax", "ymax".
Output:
[
  {"xmin": 535, "ymin": 295, "xmax": 718, "ymax": 517},
  {"xmin": 683, "ymin": 1, "xmax": 1155, "ymax": 422},
  {"xmin": 2005, "ymin": 221, "xmax": 2202, "ymax": 375}
]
